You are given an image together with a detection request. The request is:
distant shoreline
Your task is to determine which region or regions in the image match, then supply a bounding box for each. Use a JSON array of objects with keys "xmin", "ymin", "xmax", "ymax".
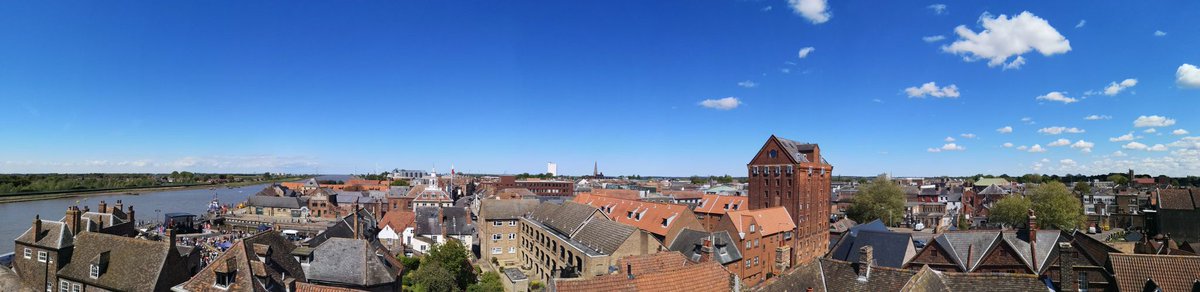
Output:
[{"xmin": 0, "ymin": 177, "xmax": 305, "ymax": 204}]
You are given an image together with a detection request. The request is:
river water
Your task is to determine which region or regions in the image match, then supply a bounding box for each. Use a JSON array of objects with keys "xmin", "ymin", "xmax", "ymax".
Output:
[{"xmin": 0, "ymin": 184, "xmax": 269, "ymax": 253}]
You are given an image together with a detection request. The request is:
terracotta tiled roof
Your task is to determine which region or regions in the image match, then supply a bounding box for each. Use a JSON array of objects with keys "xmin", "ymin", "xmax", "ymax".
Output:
[
  {"xmin": 378, "ymin": 210, "xmax": 415, "ymax": 232},
  {"xmin": 556, "ymin": 252, "xmax": 734, "ymax": 292},
  {"xmin": 662, "ymin": 190, "xmax": 705, "ymax": 200},
  {"xmin": 694, "ymin": 194, "xmax": 748, "ymax": 215},
  {"xmin": 726, "ymin": 207, "xmax": 795, "ymax": 238},
  {"xmin": 1110, "ymin": 253, "xmax": 1200, "ymax": 292},
  {"xmin": 573, "ymin": 193, "xmax": 694, "ymax": 237},
  {"xmin": 1158, "ymin": 188, "xmax": 1197, "ymax": 210},
  {"xmin": 295, "ymin": 282, "xmax": 368, "ymax": 292},
  {"xmin": 581, "ymin": 189, "xmax": 642, "ymax": 200}
]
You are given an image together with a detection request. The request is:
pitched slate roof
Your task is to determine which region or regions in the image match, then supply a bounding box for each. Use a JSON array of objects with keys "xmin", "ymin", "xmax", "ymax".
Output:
[
  {"xmin": 175, "ymin": 231, "xmax": 306, "ymax": 292},
  {"xmin": 305, "ymin": 238, "xmax": 401, "ymax": 287},
  {"xmin": 414, "ymin": 207, "xmax": 442, "ymax": 236},
  {"xmin": 555, "ymin": 252, "xmax": 734, "ymax": 292},
  {"xmin": 480, "ymin": 198, "xmax": 539, "ymax": 221},
  {"xmin": 530, "ymin": 201, "xmax": 599, "ymax": 236},
  {"xmin": 932, "ymin": 230, "xmax": 1002, "ymax": 271},
  {"xmin": 977, "ymin": 184, "xmax": 1008, "ymax": 195},
  {"xmin": 829, "ymin": 218, "xmax": 857, "ymax": 234},
  {"xmin": 726, "ymin": 207, "xmax": 795, "ymax": 239},
  {"xmin": 832, "ymin": 229, "xmax": 914, "ymax": 268},
  {"xmin": 774, "ymin": 136, "xmax": 827, "ymax": 165},
  {"xmin": 15, "ymin": 218, "xmax": 73, "ymax": 249},
  {"xmin": 975, "ymin": 178, "xmax": 1010, "ymax": 188},
  {"xmin": 662, "ymin": 190, "xmax": 705, "ymax": 200},
  {"xmin": 247, "ymin": 195, "xmax": 308, "ymax": 209},
  {"xmin": 1110, "ymin": 253, "xmax": 1200, "ymax": 292},
  {"xmin": 693, "ymin": 194, "xmax": 748, "ymax": 215},
  {"xmin": 666, "ymin": 229, "xmax": 742, "ymax": 265},
  {"xmin": 1000, "ymin": 230, "xmax": 1063, "ymax": 273},
  {"xmin": 764, "ymin": 258, "xmax": 1050, "ymax": 292},
  {"xmin": 57, "ymin": 232, "xmax": 179, "ymax": 292},
  {"xmin": 440, "ymin": 207, "xmax": 474, "ymax": 236},
  {"xmin": 573, "ymin": 193, "xmax": 694, "ymax": 237},
  {"xmin": 572, "ymin": 218, "xmax": 637, "ymax": 255}
]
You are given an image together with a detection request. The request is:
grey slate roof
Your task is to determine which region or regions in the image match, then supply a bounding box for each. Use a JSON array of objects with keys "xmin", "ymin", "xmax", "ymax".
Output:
[
  {"xmin": 978, "ymin": 184, "xmax": 1008, "ymax": 195},
  {"xmin": 57, "ymin": 232, "xmax": 180, "ymax": 292},
  {"xmin": 480, "ymin": 199, "xmax": 539, "ymax": 220},
  {"xmin": 414, "ymin": 207, "xmax": 442, "ymax": 236},
  {"xmin": 255, "ymin": 185, "xmax": 298, "ymax": 197},
  {"xmin": 1001, "ymin": 230, "xmax": 1063, "ymax": 273},
  {"xmin": 775, "ymin": 136, "xmax": 818, "ymax": 163},
  {"xmin": 571, "ymin": 218, "xmax": 636, "ymax": 255},
  {"xmin": 530, "ymin": 201, "xmax": 599, "ymax": 236},
  {"xmin": 832, "ymin": 229, "xmax": 913, "ymax": 268},
  {"xmin": 15, "ymin": 219, "xmax": 73, "ymax": 249},
  {"xmin": 441, "ymin": 207, "xmax": 474, "ymax": 236},
  {"xmin": 247, "ymin": 195, "xmax": 307, "ymax": 209},
  {"xmin": 666, "ymin": 229, "xmax": 742, "ymax": 265},
  {"xmin": 306, "ymin": 238, "xmax": 400, "ymax": 287},
  {"xmin": 935, "ymin": 231, "xmax": 1002, "ymax": 271}
]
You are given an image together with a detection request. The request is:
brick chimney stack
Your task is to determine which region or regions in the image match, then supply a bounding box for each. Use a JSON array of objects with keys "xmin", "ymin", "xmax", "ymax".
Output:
[
  {"xmin": 857, "ymin": 245, "xmax": 874, "ymax": 280},
  {"xmin": 127, "ymin": 205, "xmax": 135, "ymax": 223},
  {"xmin": 98, "ymin": 200, "xmax": 107, "ymax": 213},
  {"xmin": 33, "ymin": 215, "xmax": 42, "ymax": 241},
  {"xmin": 114, "ymin": 200, "xmax": 123, "ymax": 212},
  {"xmin": 1028, "ymin": 209, "xmax": 1038, "ymax": 270},
  {"xmin": 166, "ymin": 227, "xmax": 176, "ymax": 251},
  {"xmin": 65, "ymin": 206, "xmax": 81, "ymax": 235},
  {"xmin": 1058, "ymin": 242, "xmax": 1076, "ymax": 291}
]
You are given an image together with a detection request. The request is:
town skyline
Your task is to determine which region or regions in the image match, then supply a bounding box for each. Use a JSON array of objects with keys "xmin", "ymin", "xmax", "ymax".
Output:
[{"xmin": 2, "ymin": 1, "xmax": 1198, "ymax": 177}]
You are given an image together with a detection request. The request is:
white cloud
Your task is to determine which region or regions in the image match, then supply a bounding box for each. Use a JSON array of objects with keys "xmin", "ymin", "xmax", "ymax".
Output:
[
  {"xmin": 1133, "ymin": 115, "xmax": 1176, "ymax": 127},
  {"xmin": 1112, "ymin": 150, "xmax": 1127, "ymax": 157},
  {"xmin": 1003, "ymin": 142, "xmax": 1014, "ymax": 148},
  {"xmin": 996, "ymin": 126, "xmax": 1013, "ymax": 134},
  {"xmin": 940, "ymin": 143, "xmax": 966, "ymax": 151},
  {"xmin": 1173, "ymin": 129, "xmax": 1190, "ymax": 135},
  {"xmin": 1110, "ymin": 132, "xmax": 1136, "ymax": 142},
  {"xmin": 797, "ymin": 47, "xmax": 816, "ymax": 59},
  {"xmin": 1075, "ymin": 20, "xmax": 1086, "ymax": 28},
  {"xmin": 943, "ymin": 11, "xmax": 1071, "ymax": 69},
  {"xmin": 1048, "ymin": 138, "xmax": 1071, "ymax": 147},
  {"xmin": 1021, "ymin": 117, "xmax": 1035, "ymax": 125},
  {"xmin": 780, "ymin": 68, "xmax": 791, "ymax": 74},
  {"xmin": 1038, "ymin": 126, "xmax": 1085, "ymax": 135},
  {"xmin": 927, "ymin": 148, "xmax": 941, "ymax": 153},
  {"xmin": 961, "ymin": 133, "xmax": 976, "ymax": 139},
  {"xmin": 762, "ymin": 6, "xmax": 773, "ymax": 11},
  {"xmin": 1148, "ymin": 144, "xmax": 1169, "ymax": 152},
  {"xmin": 945, "ymin": 136, "xmax": 956, "ymax": 142},
  {"xmin": 737, "ymin": 80, "xmax": 758, "ymax": 88},
  {"xmin": 1123, "ymin": 142, "xmax": 1148, "ymax": 150},
  {"xmin": 905, "ymin": 82, "xmax": 960, "ymax": 98},
  {"xmin": 1071, "ymin": 140, "xmax": 1095, "ymax": 153},
  {"xmin": 1027, "ymin": 144, "xmax": 1047, "ymax": 153},
  {"xmin": 1103, "ymin": 78, "xmax": 1138, "ymax": 96},
  {"xmin": 1178, "ymin": 64, "xmax": 1200, "ymax": 88},
  {"xmin": 1003, "ymin": 56, "xmax": 1026, "ymax": 70},
  {"xmin": 928, "ymin": 4, "xmax": 947, "ymax": 15},
  {"xmin": 1060, "ymin": 159, "xmax": 1077, "ymax": 167},
  {"xmin": 698, "ymin": 97, "xmax": 741, "ymax": 110},
  {"xmin": 1017, "ymin": 145, "xmax": 1029, "ymax": 151},
  {"xmin": 1144, "ymin": 128, "xmax": 1158, "ymax": 134},
  {"xmin": 923, "ymin": 35, "xmax": 946, "ymax": 43},
  {"xmin": 788, "ymin": 0, "xmax": 831, "ymax": 24},
  {"xmin": 1168, "ymin": 136, "xmax": 1200, "ymax": 149},
  {"xmin": 1035, "ymin": 91, "xmax": 1078, "ymax": 104},
  {"xmin": 1084, "ymin": 115, "xmax": 1111, "ymax": 120},
  {"xmin": 1154, "ymin": 30, "xmax": 1167, "ymax": 37}
]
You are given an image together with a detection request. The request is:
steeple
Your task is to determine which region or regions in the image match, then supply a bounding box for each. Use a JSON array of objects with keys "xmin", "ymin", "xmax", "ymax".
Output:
[{"xmin": 593, "ymin": 161, "xmax": 598, "ymax": 177}]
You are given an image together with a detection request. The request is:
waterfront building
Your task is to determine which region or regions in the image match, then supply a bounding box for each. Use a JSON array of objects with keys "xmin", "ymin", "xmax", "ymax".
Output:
[
  {"xmin": 13, "ymin": 201, "xmax": 138, "ymax": 291},
  {"xmin": 479, "ymin": 198, "xmax": 539, "ymax": 267},
  {"xmin": 57, "ymin": 231, "xmax": 198, "ymax": 292},
  {"xmin": 746, "ymin": 135, "xmax": 832, "ymax": 266}
]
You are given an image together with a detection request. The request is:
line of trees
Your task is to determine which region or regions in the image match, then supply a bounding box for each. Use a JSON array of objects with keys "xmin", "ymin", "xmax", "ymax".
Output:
[{"xmin": 0, "ymin": 173, "xmax": 280, "ymax": 194}]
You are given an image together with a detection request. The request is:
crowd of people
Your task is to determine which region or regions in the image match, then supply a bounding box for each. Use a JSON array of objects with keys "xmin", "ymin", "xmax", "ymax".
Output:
[{"xmin": 174, "ymin": 229, "xmax": 254, "ymax": 267}]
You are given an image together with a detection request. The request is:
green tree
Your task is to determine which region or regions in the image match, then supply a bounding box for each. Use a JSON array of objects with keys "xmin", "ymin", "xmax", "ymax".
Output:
[
  {"xmin": 1072, "ymin": 182, "xmax": 1092, "ymax": 195},
  {"xmin": 989, "ymin": 195, "xmax": 1032, "ymax": 228},
  {"xmin": 1028, "ymin": 181, "xmax": 1085, "ymax": 229},
  {"xmin": 391, "ymin": 180, "xmax": 410, "ymax": 186},
  {"xmin": 466, "ymin": 272, "xmax": 504, "ymax": 292},
  {"xmin": 410, "ymin": 260, "xmax": 457, "ymax": 292},
  {"xmin": 846, "ymin": 176, "xmax": 905, "ymax": 226},
  {"xmin": 423, "ymin": 239, "xmax": 476, "ymax": 290},
  {"xmin": 956, "ymin": 213, "xmax": 970, "ymax": 230},
  {"xmin": 1108, "ymin": 174, "xmax": 1129, "ymax": 186}
]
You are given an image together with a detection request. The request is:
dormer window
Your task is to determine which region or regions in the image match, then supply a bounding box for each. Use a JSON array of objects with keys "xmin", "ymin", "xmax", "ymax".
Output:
[
  {"xmin": 89, "ymin": 264, "xmax": 100, "ymax": 279},
  {"xmin": 660, "ymin": 218, "xmax": 669, "ymax": 227},
  {"xmin": 723, "ymin": 203, "xmax": 730, "ymax": 209},
  {"xmin": 749, "ymin": 224, "xmax": 756, "ymax": 233},
  {"xmin": 215, "ymin": 272, "xmax": 234, "ymax": 289},
  {"xmin": 627, "ymin": 211, "xmax": 634, "ymax": 219}
]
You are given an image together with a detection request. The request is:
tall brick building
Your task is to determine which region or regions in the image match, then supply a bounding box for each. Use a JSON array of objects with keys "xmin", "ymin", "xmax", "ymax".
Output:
[{"xmin": 747, "ymin": 135, "xmax": 832, "ymax": 265}]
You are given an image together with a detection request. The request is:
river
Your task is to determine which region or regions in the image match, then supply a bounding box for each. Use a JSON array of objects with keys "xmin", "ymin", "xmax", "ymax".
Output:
[{"xmin": 0, "ymin": 184, "xmax": 269, "ymax": 253}]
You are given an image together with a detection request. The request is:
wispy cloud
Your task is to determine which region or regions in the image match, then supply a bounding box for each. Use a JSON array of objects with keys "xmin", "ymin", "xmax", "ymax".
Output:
[
  {"xmin": 797, "ymin": 47, "xmax": 816, "ymax": 59},
  {"xmin": 1154, "ymin": 30, "xmax": 1167, "ymax": 37},
  {"xmin": 927, "ymin": 4, "xmax": 947, "ymax": 15},
  {"xmin": 698, "ymin": 97, "xmax": 742, "ymax": 110},
  {"xmin": 922, "ymin": 35, "xmax": 946, "ymax": 43},
  {"xmin": 1038, "ymin": 126, "xmax": 1085, "ymax": 135},
  {"xmin": 1083, "ymin": 115, "xmax": 1111, "ymax": 120},
  {"xmin": 1035, "ymin": 91, "xmax": 1077, "ymax": 104},
  {"xmin": 1075, "ymin": 20, "xmax": 1086, "ymax": 28},
  {"xmin": 996, "ymin": 126, "xmax": 1013, "ymax": 134},
  {"xmin": 1133, "ymin": 115, "xmax": 1176, "ymax": 127},
  {"xmin": 737, "ymin": 80, "xmax": 758, "ymax": 88},
  {"xmin": 905, "ymin": 82, "xmax": 960, "ymax": 98}
]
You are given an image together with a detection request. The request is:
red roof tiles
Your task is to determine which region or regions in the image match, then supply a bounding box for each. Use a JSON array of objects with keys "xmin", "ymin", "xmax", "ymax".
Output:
[
  {"xmin": 694, "ymin": 194, "xmax": 748, "ymax": 215},
  {"xmin": 573, "ymin": 193, "xmax": 692, "ymax": 237}
]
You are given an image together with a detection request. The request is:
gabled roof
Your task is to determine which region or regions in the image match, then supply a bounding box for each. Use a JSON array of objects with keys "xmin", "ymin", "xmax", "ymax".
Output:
[
  {"xmin": 1000, "ymin": 230, "xmax": 1063, "ymax": 273},
  {"xmin": 15, "ymin": 219, "xmax": 73, "ymax": 249},
  {"xmin": 726, "ymin": 207, "xmax": 795, "ymax": 239},
  {"xmin": 662, "ymin": 190, "xmax": 705, "ymax": 200},
  {"xmin": 306, "ymin": 238, "xmax": 401, "ymax": 287},
  {"xmin": 977, "ymin": 184, "xmax": 1008, "ymax": 195},
  {"xmin": 1110, "ymin": 253, "xmax": 1200, "ymax": 292},
  {"xmin": 933, "ymin": 230, "xmax": 1002, "ymax": 271},
  {"xmin": 774, "ymin": 136, "xmax": 820, "ymax": 164},
  {"xmin": 571, "ymin": 218, "xmax": 637, "ymax": 255},
  {"xmin": 247, "ymin": 195, "xmax": 308, "ymax": 209},
  {"xmin": 694, "ymin": 194, "xmax": 748, "ymax": 215},
  {"xmin": 1158, "ymin": 188, "xmax": 1197, "ymax": 210},
  {"xmin": 573, "ymin": 193, "xmax": 694, "ymax": 237},
  {"xmin": 975, "ymin": 178, "xmax": 1010, "ymax": 188},
  {"xmin": 765, "ymin": 258, "xmax": 1049, "ymax": 292},
  {"xmin": 479, "ymin": 198, "xmax": 539, "ymax": 220},
  {"xmin": 832, "ymin": 229, "xmax": 914, "ymax": 268},
  {"xmin": 667, "ymin": 229, "xmax": 742, "ymax": 265},
  {"xmin": 378, "ymin": 210, "xmax": 415, "ymax": 232},
  {"xmin": 58, "ymin": 232, "xmax": 177, "ymax": 291},
  {"xmin": 175, "ymin": 231, "xmax": 306, "ymax": 292}
]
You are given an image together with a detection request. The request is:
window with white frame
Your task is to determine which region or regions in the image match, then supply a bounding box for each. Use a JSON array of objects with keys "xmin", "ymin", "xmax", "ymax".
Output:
[
  {"xmin": 89, "ymin": 264, "xmax": 99, "ymax": 278},
  {"xmin": 493, "ymin": 234, "xmax": 502, "ymax": 240},
  {"xmin": 70, "ymin": 283, "xmax": 80, "ymax": 292},
  {"xmin": 23, "ymin": 248, "xmax": 31, "ymax": 259},
  {"xmin": 37, "ymin": 251, "xmax": 47, "ymax": 263},
  {"xmin": 509, "ymin": 233, "xmax": 516, "ymax": 240},
  {"xmin": 492, "ymin": 247, "xmax": 502, "ymax": 254},
  {"xmin": 509, "ymin": 221, "xmax": 516, "ymax": 226},
  {"xmin": 58, "ymin": 280, "xmax": 68, "ymax": 292},
  {"xmin": 493, "ymin": 221, "xmax": 503, "ymax": 226},
  {"xmin": 509, "ymin": 247, "xmax": 516, "ymax": 253}
]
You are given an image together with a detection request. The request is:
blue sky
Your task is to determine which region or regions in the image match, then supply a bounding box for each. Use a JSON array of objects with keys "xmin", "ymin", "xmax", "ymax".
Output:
[{"xmin": 1, "ymin": 1, "xmax": 1198, "ymax": 177}]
